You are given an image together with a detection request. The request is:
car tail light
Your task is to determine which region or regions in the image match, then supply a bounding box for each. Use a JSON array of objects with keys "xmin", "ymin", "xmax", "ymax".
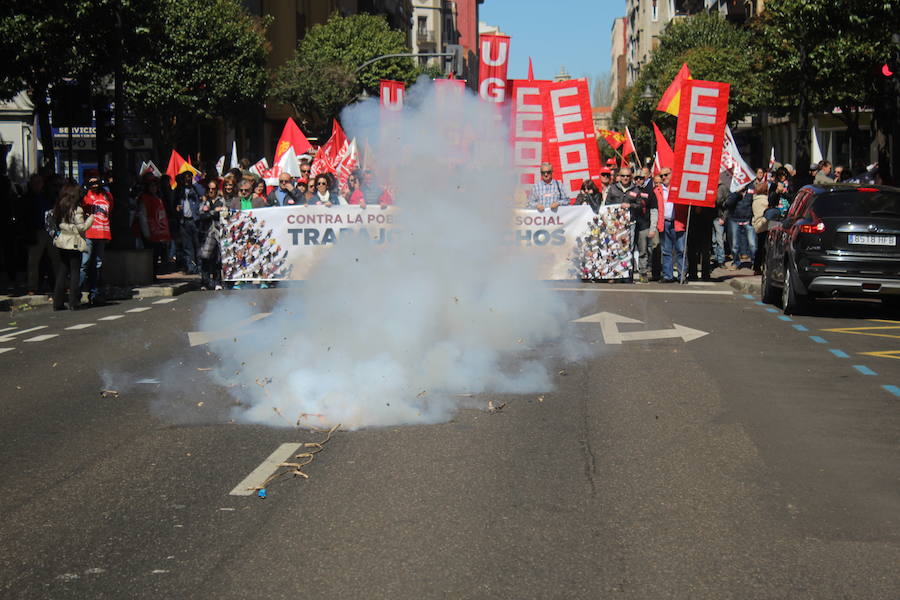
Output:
[
  {"xmin": 857, "ymin": 187, "xmax": 879, "ymax": 192},
  {"xmin": 799, "ymin": 220, "xmax": 825, "ymax": 234}
]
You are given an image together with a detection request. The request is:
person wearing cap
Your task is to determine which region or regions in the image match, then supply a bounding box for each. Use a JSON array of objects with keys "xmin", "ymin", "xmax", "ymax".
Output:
[
  {"xmin": 598, "ymin": 167, "xmax": 613, "ymax": 201},
  {"xmin": 80, "ymin": 170, "xmax": 113, "ymax": 304}
]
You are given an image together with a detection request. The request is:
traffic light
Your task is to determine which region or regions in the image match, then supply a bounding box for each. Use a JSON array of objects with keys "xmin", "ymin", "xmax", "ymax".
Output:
[{"xmin": 444, "ymin": 44, "xmax": 463, "ymax": 77}]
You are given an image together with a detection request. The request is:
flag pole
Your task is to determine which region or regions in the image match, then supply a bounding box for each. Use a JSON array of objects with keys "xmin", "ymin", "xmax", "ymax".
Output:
[{"xmin": 680, "ymin": 205, "xmax": 693, "ymax": 284}]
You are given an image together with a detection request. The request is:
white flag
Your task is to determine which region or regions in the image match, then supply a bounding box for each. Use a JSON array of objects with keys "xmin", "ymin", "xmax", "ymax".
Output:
[
  {"xmin": 229, "ymin": 140, "xmax": 239, "ymax": 170},
  {"xmin": 215, "ymin": 155, "xmax": 225, "ymax": 177},
  {"xmin": 146, "ymin": 160, "xmax": 162, "ymax": 178},
  {"xmin": 811, "ymin": 124, "xmax": 823, "ymax": 164},
  {"xmin": 249, "ymin": 157, "xmax": 268, "ymax": 177},
  {"xmin": 721, "ymin": 126, "xmax": 754, "ymax": 193},
  {"xmin": 138, "ymin": 161, "xmax": 149, "ymax": 176},
  {"xmin": 277, "ymin": 145, "xmax": 301, "ymax": 178}
]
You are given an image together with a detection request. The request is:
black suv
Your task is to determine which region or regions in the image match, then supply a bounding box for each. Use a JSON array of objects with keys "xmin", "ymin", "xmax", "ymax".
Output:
[{"xmin": 762, "ymin": 184, "xmax": 900, "ymax": 314}]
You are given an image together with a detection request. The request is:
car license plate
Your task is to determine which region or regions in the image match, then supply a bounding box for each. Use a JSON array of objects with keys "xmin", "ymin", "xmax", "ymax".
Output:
[{"xmin": 848, "ymin": 234, "xmax": 896, "ymax": 246}]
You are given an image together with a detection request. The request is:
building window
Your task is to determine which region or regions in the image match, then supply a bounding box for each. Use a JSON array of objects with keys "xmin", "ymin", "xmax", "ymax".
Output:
[
  {"xmin": 418, "ymin": 16, "xmax": 427, "ymax": 38},
  {"xmin": 652, "ymin": 0, "xmax": 658, "ymax": 21}
]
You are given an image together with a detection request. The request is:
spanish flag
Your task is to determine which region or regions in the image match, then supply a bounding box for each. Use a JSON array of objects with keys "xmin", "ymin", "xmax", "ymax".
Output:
[
  {"xmin": 656, "ymin": 63, "xmax": 692, "ymax": 116},
  {"xmin": 165, "ymin": 150, "xmax": 198, "ymax": 189}
]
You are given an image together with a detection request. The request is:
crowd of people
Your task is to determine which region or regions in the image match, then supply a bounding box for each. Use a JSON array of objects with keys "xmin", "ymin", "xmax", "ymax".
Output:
[
  {"xmin": 527, "ymin": 157, "xmax": 884, "ymax": 283},
  {"xmin": 0, "ymin": 154, "xmax": 395, "ymax": 306}
]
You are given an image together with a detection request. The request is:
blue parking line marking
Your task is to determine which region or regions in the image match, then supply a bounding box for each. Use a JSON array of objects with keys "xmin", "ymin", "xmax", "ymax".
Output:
[
  {"xmin": 809, "ymin": 336, "xmax": 828, "ymax": 343},
  {"xmin": 754, "ymin": 301, "xmax": 766, "ymax": 306},
  {"xmin": 793, "ymin": 324, "xmax": 809, "ymax": 331},
  {"xmin": 829, "ymin": 349, "xmax": 849, "ymax": 358},
  {"xmin": 853, "ymin": 365, "xmax": 877, "ymax": 376},
  {"xmin": 778, "ymin": 316, "xmax": 793, "ymax": 321},
  {"xmin": 882, "ymin": 385, "xmax": 900, "ymax": 397},
  {"xmin": 766, "ymin": 308, "xmax": 779, "ymax": 313},
  {"xmin": 743, "ymin": 294, "xmax": 754, "ymax": 300}
]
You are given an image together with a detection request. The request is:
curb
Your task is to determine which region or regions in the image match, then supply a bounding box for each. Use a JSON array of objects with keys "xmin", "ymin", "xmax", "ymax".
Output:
[
  {"xmin": 727, "ymin": 275, "xmax": 762, "ymax": 296},
  {"xmin": 0, "ymin": 281, "xmax": 196, "ymax": 312}
]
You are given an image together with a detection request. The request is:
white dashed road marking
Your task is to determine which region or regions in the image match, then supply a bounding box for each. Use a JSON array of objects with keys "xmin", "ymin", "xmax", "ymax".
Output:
[
  {"xmin": 65, "ymin": 323, "xmax": 96, "ymax": 330},
  {"xmin": 126, "ymin": 307, "xmax": 152, "ymax": 313},
  {"xmin": 153, "ymin": 298, "xmax": 178, "ymax": 304},
  {"xmin": 98, "ymin": 315, "xmax": 124, "ymax": 321},
  {"xmin": 0, "ymin": 326, "xmax": 47, "ymax": 342},
  {"xmin": 229, "ymin": 443, "xmax": 303, "ymax": 496},
  {"xmin": 0, "ymin": 348, "xmax": 14, "ymax": 355},
  {"xmin": 0, "ymin": 327, "xmax": 18, "ymax": 334},
  {"xmin": 24, "ymin": 334, "xmax": 59, "ymax": 343}
]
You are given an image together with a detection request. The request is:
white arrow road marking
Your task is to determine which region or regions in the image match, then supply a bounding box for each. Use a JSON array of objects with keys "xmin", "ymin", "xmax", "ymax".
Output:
[
  {"xmin": 187, "ymin": 312, "xmax": 272, "ymax": 347},
  {"xmin": 229, "ymin": 443, "xmax": 302, "ymax": 496},
  {"xmin": 573, "ymin": 311, "xmax": 708, "ymax": 345},
  {"xmin": 0, "ymin": 326, "xmax": 47, "ymax": 343}
]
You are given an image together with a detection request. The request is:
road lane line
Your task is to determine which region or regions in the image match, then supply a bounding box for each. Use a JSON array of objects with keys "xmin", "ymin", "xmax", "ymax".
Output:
[
  {"xmin": 778, "ymin": 316, "xmax": 793, "ymax": 321},
  {"xmin": 809, "ymin": 336, "xmax": 828, "ymax": 344},
  {"xmin": 829, "ymin": 349, "xmax": 849, "ymax": 358},
  {"xmin": 0, "ymin": 348, "xmax": 14, "ymax": 355},
  {"xmin": 793, "ymin": 324, "xmax": 809, "ymax": 331},
  {"xmin": 0, "ymin": 326, "xmax": 47, "ymax": 342},
  {"xmin": 153, "ymin": 298, "xmax": 178, "ymax": 304},
  {"xmin": 65, "ymin": 323, "xmax": 95, "ymax": 330},
  {"xmin": 0, "ymin": 327, "xmax": 17, "ymax": 333},
  {"xmin": 98, "ymin": 315, "xmax": 124, "ymax": 321},
  {"xmin": 551, "ymin": 288, "xmax": 732, "ymax": 295},
  {"xmin": 882, "ymin": 385, "xmax": 900, "ymax": 397},
  {"xmin": 853, "ymin": 365, "xmax": 877, "ymax": 376},
  {"xmin": 24, "ymin": 334, "xmax": 59, "ymax": 343},
  {"xmin": 126, "ymin": 307, "xmax": 152, "ymax": 313},
  {"xmin": 229, "ymin": 443, "xmax": 303, "ymax": 496}
]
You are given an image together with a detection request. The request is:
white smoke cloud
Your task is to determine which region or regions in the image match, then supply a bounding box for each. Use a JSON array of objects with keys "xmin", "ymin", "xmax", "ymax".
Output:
[{"xmin": 200, "ymin": 77, "xmax": 588, "ymax": 429}]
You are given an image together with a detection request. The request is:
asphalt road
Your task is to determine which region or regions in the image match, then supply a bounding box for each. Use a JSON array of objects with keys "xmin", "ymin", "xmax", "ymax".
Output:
[{"xmin": 1, "ymin": 283, "xmax": 899, "ymax": 599}]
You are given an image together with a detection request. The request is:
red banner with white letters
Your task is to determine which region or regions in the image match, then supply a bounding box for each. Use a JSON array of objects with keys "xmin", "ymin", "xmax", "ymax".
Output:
[
  {"xmin": 509, "ymin": 79, "xmax": 548, "ymax": 187},
  {"xmin": 379, "ymin": 80, "xmax": 405, "ymax": 111},
  {"xmin": 669, "ymin": 79, "xmax": 730, "ymax": 207},
  {"xmin": 540, "ymin": 79, "xmax": 601, "ymax": 199},
  {"xmin": 478, "ymin": 34, "xmax": 511, "ymax": 103}
]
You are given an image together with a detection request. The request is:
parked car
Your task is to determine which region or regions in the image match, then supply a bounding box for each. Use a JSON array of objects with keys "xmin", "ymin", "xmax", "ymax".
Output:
[{"xmin": 761, "ymin": 183, "xmax": 900, "ymax": 314}]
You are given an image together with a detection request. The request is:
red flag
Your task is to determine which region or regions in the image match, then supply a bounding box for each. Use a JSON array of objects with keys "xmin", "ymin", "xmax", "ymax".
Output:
[
  {"xmin": 164, "ymin": 150, "xmax": 198, "ymax": 189},
  {"xmin": 527, "ymin": 57, "xmax": 534, "ymax": 81},
  {"xmin": 597, "ymin": 129, "xmax": 626, "ymax": 150},
  {"xmin": 478, "ymin": 34, "xmax": 511, "ymax": 103},
  {"xmin": 652, "ymin": 122, "xmax": 674, "ymax": 172},
  {"xmin": 310, "ymin": 119, "xmax": 349, "ymax": 179},
  {"xmin": 670, "ymin": 79, "xmax": 730, "ymax": 207},
  {"xmin": 621, "ymin": 127, "xmax": 637, "ymax": 162},
  {"xmin": 541, "ymin": 78, "xmax": 602, "ymax": 199},
  {"xmin": 273, "ymin": 118, "xmax": 313, "ymax": 166},
  {"xmin": 656, "ymin": 63, "xmax": 692, "ymax": 116},
  {"xmin": 379, "ymin": 80, "xmax": 406, "ymax": 111}
]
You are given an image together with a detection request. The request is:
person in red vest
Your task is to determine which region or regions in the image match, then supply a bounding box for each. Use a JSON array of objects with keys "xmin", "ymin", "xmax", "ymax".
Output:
[
  {"xmin": 80, "ymin": 169, "xmax": 113, "ymax": 304},
  {"xmin": 136, "ymin": 174, "xmax": 171, "ymax": 274},
  {"xmin": 655, "ymin": 168, "xmax": 689, "ymax": 283}
]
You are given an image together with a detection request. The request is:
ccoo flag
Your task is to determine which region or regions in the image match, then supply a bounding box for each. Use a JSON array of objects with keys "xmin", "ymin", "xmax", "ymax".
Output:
[{"xmin": 656, "ymin": 63, "xmax": 692, "ymax": 116}]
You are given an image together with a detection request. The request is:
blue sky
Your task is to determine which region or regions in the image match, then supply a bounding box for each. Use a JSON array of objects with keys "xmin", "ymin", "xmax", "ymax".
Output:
[{"xmin": 479, "ymin": 0, "xmax": 618, "ymax": 81}]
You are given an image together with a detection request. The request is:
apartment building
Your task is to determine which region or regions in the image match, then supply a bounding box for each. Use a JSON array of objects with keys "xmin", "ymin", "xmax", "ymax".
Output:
[{"xmin": 610, "ymin": 17, "xmax": 628, "ymax": 108}]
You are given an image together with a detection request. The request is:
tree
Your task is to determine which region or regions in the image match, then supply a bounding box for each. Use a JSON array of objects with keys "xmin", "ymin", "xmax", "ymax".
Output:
[
  {"xmin": 124, "ymin": 0, "xmax": 271, "ymax": 151},
  {"xmin": 758, "ymin": 0, "xmax": 900, "ymax": 182},
  {"xmin": 612, "ymin": 13, "xmax": 769, "ymax": 161},
  {"xmin": 271, "ymin": 12, "xmax": 418, "ymax": 137}
]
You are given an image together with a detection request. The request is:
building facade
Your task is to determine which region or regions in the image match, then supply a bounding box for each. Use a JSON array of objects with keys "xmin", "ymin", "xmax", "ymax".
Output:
[{"xmin": 609, "ymin": 17, "xmax": 628, "ymax": 108}]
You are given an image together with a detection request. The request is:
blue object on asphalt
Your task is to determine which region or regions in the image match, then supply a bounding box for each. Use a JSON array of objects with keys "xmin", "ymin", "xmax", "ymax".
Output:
[
  {"xmin": 853, "ymin": 365, "xmax": 877, "ymax": 376},
  {"xmin": 829, "ymin": 349, "xmax": 849, "ymax": 358},
  {"xmin": 882, "ymin": 385, "xmax": 900, "ymax": 397},
  {"xmin": 809, "ymin": 336, "xmax": 828, "ymax": 344},
  {"xmin": 258, "ymin": 488, "xmax": 267, "ymax": 498}
]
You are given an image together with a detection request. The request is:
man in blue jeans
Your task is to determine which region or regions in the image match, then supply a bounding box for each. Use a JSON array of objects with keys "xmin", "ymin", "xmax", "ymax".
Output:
[
  {"xmin": 655, "ymin": 169, "xmax": 688, "ymax": 282},
  {"xmin": 725, "ymin": 183, "xmax": 756, "ymax": 269}
]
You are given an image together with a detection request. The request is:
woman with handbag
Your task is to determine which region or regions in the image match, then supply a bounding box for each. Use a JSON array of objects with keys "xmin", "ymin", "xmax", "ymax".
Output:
[{"xmin": 52, "ymin": 183, "xmax": 94, "ymax": 310}]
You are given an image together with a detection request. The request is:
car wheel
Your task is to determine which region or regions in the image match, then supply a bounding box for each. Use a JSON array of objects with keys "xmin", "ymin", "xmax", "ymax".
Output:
[
  {"xmin": 761, "ymin": 261, "xmax": 778, "ymax": 304},
  {"xmin": 782, "ymin": 264, "xmax": 808, "ymax": 315}
]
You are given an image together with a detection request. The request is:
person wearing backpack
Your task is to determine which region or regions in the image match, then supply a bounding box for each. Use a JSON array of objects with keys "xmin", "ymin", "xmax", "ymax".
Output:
[{"xmin": 52, "ymin": 183, "xmax": 94, "ymax": 310}]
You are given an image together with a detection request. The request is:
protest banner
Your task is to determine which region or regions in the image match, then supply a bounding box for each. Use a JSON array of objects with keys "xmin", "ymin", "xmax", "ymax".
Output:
[
  {"xmin": 669, "ymin": 79, "xmax": 730, "ymax": 207},
  {"xmin": 541, "ymin": 79, "xmax": 602, "ymax": 199},
  {"xmin": 509, "ymin": 79, "xmax": 548, "ymax": 188},
  {"xmin": 219, "ymin": 205, "xmax": 605, "ymax": 281},
  {"xmin": 721, "ymin": 124, "xmax": 755, "ymax": 192},
  {"xmin": 478, "ymin": 34, "xmax": 511, "ymax": 103}
]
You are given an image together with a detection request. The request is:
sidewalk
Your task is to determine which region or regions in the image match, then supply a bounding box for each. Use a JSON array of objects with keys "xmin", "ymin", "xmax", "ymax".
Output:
[{"xmin": 0, "ymin": 271, "xmax": 199, "ymax": 312}]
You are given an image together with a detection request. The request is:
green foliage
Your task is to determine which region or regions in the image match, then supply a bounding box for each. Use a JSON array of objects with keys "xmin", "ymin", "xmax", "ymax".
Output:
[
  {"xmin": 612, "ymin": 13, "xmax": 769, "ymax": 158},
  {"xmin": 271, "ymin": 12, "xmax": 417, "ymax": 136},
  {"xmin": 124, "ymin": 0, "xmax": 270, "ymax": 144}
]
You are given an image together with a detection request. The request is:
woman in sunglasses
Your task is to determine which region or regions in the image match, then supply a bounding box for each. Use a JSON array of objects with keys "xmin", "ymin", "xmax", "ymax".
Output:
[{"xmin": 309, "ymin": 174, "xmax": 346, "ymax": 207}]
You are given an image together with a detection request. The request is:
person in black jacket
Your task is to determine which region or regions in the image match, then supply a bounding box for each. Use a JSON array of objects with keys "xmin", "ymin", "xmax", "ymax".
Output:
[
  {"xmin": 266, "ymin": 174, "xmax": 303, "ymax": 206},
  {"xmin": 725, "ymin": 183, "xmax": 756, "ymax": 269},
  {"xmin": 575, "ymin": 179, "xmax": 602, "ymax": 213}
]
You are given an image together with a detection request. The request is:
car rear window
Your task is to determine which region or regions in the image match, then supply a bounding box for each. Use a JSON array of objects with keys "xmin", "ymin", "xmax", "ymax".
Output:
[{"xmin": 810, "ymin": 191, "xmax": 900, "ymax": 218}]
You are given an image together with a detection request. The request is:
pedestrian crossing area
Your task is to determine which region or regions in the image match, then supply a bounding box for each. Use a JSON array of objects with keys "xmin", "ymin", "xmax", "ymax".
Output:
[{"xmin": 0, "ymin": 297, "xmax": 179, "ymax": 357}]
